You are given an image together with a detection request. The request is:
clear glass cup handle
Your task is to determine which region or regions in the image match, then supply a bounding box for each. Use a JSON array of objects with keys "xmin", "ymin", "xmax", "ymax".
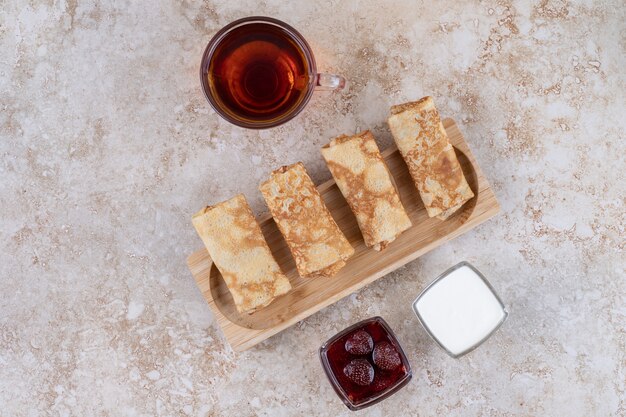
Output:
[{"xmin": 315, "ymin": 73, "xmax": 346, "ymax": 91}]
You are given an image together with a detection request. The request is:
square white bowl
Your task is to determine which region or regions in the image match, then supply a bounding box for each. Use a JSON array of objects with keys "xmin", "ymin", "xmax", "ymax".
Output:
[{"xmin": 412, "ymin": 261, "xmax": 508, "ymax": 358}]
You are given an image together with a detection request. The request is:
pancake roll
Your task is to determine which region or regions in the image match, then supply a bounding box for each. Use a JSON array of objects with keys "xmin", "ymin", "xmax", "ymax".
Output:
[
  {"xmin": 321, "ymin": 130, "xmax": 412, "ymax": 250},
  {"xmin": 192, "ymin": 194, "xmax": 291, "ymax": 314},
  {"xmin": 387, "ymin": 96, "xmax": 474, "ymax": 219},
  {"xmin": 260, "ymin": 162, "xmax": 354, "ymax": 278}
]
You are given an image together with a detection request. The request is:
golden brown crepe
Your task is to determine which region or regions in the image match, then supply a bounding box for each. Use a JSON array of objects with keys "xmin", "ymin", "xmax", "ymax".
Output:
[
  {"xmin": 192, "ymin": 194, "xmax": 291, "ymax": 314},
  {"xmin": 387, "ymin": 96, "xmax": 474, "ymax": 219},
  {"xmin": 259, "ymin": 162, "xmax": 354, "ymax": 278},
  {"xmin": 321, "ymin": 131, "xmax": 412, "ymax": 251}
]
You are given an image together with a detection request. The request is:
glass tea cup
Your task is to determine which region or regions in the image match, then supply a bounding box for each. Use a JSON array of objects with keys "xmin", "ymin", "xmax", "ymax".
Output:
[{"xmin": 200, "ymin": 16, "xmax": 345, "ymax": 129}]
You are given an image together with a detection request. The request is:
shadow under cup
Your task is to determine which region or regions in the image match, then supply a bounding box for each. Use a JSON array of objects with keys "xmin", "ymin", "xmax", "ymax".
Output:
[{"xmin": 200, "ymin": 16, "xmax": 344, "ymax": 129}]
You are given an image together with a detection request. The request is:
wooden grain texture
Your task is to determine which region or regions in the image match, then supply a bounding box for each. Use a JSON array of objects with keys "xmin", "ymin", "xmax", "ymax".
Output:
[{"xmin": 186, "ymin": 119, "xmax": 500, "ymax": 352}]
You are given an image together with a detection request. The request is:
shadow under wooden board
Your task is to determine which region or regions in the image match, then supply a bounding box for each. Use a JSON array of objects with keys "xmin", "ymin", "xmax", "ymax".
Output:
[{"xmin": 187, "ymin": 118, "xmax": 500, "ymax": 352}]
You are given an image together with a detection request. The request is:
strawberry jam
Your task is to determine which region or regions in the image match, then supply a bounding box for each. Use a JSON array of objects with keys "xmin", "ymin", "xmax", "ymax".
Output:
[{"xmin": 319, "ymin": 317, "xmax": 412, "ymax": 410}]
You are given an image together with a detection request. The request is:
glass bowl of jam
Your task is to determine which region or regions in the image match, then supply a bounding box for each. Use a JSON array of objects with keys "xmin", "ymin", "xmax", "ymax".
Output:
[{"xmin": 319, "ymin": 317, "xmax": 412, "ymax": 411}]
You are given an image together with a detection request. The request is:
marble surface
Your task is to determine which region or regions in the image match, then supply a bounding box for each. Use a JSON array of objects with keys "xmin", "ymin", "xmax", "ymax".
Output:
[{"xmin": 1, "ymin": 0, "xmax": 624, "ymax": 416}]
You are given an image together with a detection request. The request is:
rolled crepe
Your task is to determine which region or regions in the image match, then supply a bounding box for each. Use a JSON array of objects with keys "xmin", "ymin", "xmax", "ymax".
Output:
[
  {"xmin": 387, "ymin": 96, "xmax": 474, "ymax": 219},
  {"xmin": 321, "ymin": 131, "xmax": 412, "ymax": 251},
  {"xmin": 260, "ymin": 162, "xmax": 354, "ymax": 278},
  {"xmin": 192, "ymin": 194, "xmax": 291, "ymax": 314}
]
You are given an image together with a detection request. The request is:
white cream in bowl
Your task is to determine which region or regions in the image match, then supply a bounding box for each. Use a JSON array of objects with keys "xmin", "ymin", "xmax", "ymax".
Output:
[{"xmin": 412, "ymin": 262, "xmax": 508, "ymax": 358}]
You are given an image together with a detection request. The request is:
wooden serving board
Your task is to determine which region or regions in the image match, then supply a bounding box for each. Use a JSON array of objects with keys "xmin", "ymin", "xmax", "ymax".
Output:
[{"xmin": 187, "ymin": 119, "xmax": 499, "ymax": 352}]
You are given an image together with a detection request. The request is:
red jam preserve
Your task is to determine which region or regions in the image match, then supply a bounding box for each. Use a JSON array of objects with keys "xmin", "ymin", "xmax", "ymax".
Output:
[{"xmin": 319, "ymin": 317, "xmax": 412, "ymax": 410}]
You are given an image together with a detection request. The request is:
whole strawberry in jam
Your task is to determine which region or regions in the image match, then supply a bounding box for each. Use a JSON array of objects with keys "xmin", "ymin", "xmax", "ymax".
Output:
[
  {"xmin": 372, "ymin": 341, "xmax": 402, "ymax": 371},
  {"xmin": 345, "ymin": 330, "xmax": 373, "ymax": 355},
  {"xmin": 343, "ymin": 359, "xmax": 375, "ymax": 386}
]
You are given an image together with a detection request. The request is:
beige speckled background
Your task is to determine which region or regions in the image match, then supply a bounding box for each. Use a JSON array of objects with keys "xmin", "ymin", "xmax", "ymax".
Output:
[{"xmin": 1, "ymin": 0, "xmax": 625, "ymax": 416}]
